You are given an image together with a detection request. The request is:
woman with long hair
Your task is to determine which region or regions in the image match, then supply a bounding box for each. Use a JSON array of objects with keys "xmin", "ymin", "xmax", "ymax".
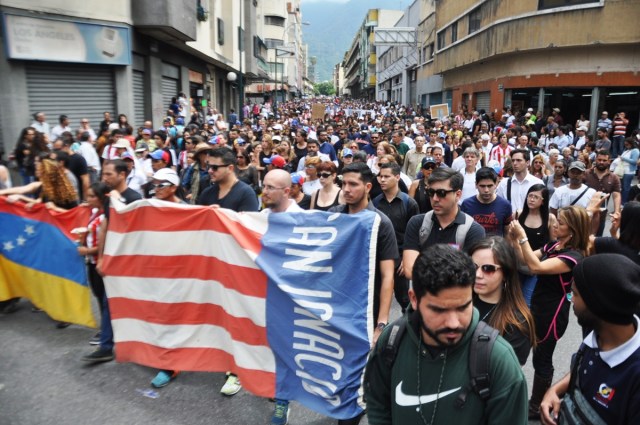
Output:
[
  {"xmin": 0, "ymin": 153, "xmax": 79, "ymax": 210},
  {"xmin": 13, "ymin": 127, "xmax": 47, "ymax": 185},
  {"xmin": 469, "ymin": 236, "xmax": 536, "ymax": 365},
  {"xmin": 516, "ymin": 184, "xmax": 557, "ymax": 306},
  {"xmin": 235, "ymin": 150, "xmax": 259, "ymax": 194},
  {"xmin": 367, "ymin": 141, "xmax": 397, "ymax": 174},
  {"xmin": 529, "ymin": 154, "xmax": 549, "ymax": 179},
  {"xmin": 509, "ymin": 206, "xmax": 591, "ymax": 419},
  {"xmin": 117, "ymin": 114, "xmax": 133, "ymax": 135},
  {"xmin": 310, "ymin": 161, "xmax": 344, "ymax": 211}
]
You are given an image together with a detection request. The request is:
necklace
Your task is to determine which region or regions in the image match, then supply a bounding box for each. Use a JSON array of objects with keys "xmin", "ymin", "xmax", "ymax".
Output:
[
  {"xmin": 417, "ymin": 332, "xmax": 447, "ymax": 425},
  {"xmin": 481, "ymin": 303, "xmax": 497, "ymax": 322}
]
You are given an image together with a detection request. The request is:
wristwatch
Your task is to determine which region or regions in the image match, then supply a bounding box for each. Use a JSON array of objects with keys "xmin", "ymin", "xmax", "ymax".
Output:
[{"xmin": 376, "ymin": 322, "xmax": 387, "ymax": 330}]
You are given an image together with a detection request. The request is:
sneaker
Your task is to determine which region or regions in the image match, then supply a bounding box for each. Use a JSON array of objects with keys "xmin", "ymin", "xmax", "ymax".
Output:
[
  {"xmin": 82, "ymin": 347, "xmax": 114, "ymax": 363},
  {"xmin": 151, "ymin": 370, "xmax": 179, "ymax": 388},
  {"xmin": 56, "ymin": 321, "xmax": 71, "ymax": 329},
  {"xmin": 271, "ymin": 399, "xmax": 290, "ymax": 425},
  {"xmin": 220, "ymin": 374, "xmax": 241, "ymax": 396},
  {"xmin": 89, "ymin": 332, "xmax": 101, "ymax": 345},
  {"xmin": 31, "ymin": 307, "xmax": 43, "ymax": 313}
]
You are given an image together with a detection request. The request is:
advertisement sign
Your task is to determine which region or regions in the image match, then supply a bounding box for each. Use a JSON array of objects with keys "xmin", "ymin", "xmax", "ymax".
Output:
[{"xmin": 3, "ymin": 14, "xmax": 131, "ymax": 65}]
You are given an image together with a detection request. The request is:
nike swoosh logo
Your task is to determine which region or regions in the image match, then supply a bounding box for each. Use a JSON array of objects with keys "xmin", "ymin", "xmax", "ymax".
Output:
[{"xmin": 395, "ymin": 382, "xmax": 461, "ymax": 406}]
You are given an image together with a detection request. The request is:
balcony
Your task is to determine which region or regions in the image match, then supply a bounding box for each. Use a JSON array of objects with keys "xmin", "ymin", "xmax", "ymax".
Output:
[{"xmin": 132, "ymin": 0, "xmax": 197, "ymax": 42}]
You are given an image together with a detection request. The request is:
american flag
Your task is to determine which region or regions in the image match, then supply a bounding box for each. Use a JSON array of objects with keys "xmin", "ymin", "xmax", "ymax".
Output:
[{"xmin": 102, "ymin": 199, "xmax": 379, "ymax": 419}]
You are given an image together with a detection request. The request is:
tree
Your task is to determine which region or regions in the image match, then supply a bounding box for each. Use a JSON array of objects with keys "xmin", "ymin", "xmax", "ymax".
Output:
[{"xmin": 314, "ymin": 81, "xmax": 335, "ymax": 96}]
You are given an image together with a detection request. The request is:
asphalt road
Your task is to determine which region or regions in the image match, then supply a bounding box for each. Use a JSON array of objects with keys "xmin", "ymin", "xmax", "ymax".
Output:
[{"xmin": 0, "ymin": 292, "xmax": 584, "ymax": 425}]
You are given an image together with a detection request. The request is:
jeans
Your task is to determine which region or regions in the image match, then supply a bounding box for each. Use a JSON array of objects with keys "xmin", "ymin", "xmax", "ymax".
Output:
[
  {"xmin": 520, "ymin": 274, "xmax": 538, "ymax": 307},
  {"xmin": 612, "ymin": 135, "xmax": 625, "ymax": 158},
  {"xmin": 98, "ymin": 293, "xmax": 114, "ymax": 351},
  {"xmin": 622, "ymin": 173, "xmax": 634, "ymax": 204}
]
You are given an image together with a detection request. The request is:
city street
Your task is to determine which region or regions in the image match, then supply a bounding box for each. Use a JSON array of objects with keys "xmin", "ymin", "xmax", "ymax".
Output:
[{"xmin": 1, "ymin": 295, "xmax": 583, "ymax": 425}]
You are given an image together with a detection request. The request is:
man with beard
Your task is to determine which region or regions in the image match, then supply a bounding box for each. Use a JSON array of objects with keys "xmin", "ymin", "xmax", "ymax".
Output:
[
  {"xmin": 540, "ymin": 254, "xmax": 640, "ymax": 425},
  {"xmin": 365, "ymin": 245, "xmax": 528, "ymax": 424},
  {"xmin": 583, "ymin": 150, "xmax": 621, "ymax": 236}
]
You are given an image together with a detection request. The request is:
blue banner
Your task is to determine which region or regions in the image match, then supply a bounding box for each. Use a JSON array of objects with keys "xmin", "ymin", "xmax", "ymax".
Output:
[{"xmin": 257, "ymin": 210, "xmax": 379, "ymax": 419}]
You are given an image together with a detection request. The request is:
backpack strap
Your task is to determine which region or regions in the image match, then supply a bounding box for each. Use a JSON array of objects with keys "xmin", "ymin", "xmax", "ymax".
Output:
[
  {"xmin": 455, "ymin": 321, "xmax": 499, "ymax": 408},
  {"xmin": 418, "ymin": 211, "xmax": 435, "ymax": 249},
  {"xmin": 570, "ymin": 186, "xmax": 590, "ymax": 206},
  {"xmin": 507, "ymin": 177, "xmax": 512, "ymax": 202},
  {"xmin": 455, "ymin": 213, "xmax": 474, "ymax": 249},
  {"xmin": 382, "ymin": 316, "xmax": 408, "ymax": 369}
]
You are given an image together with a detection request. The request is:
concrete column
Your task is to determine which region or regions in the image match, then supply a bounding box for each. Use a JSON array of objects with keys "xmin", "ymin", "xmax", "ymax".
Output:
[
  {"xmin": 180, "ymin": 65, "xmax": 190, "ymax": 100},
  {"xmin": 402, "ymin": 69, "xmax": 410, "ymax": 107},
  {"xmin": 114, "ymin": 65, "xmax": 134, "ymax": 124},
  {"xmin": 0, "ymin": 45, "xmax": 29, "ymax": 154},
  {"xmin": 148, "ymin": 56, "xmax": 164, "ymax": 128},
  {"xmin": 537, "ymin": 88, "xmax": 545, "ymax": 115},
  {"xmin": 589, "ymin": 87, "xmax": 600, "ymax": 137}
]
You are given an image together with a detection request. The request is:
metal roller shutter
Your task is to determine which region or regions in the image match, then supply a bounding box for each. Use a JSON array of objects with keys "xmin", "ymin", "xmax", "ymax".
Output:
[
  {"xmin": 161, "ymin": 77, "xmax": 179, "ymax": 114},
  {"xmin": 26, "ymin": 63, "xmax": 115, "ymax": 131},
  {"xmin": 133, "ymin": 70, "xmax": 146, "ymax": 127},
  {"xmin": 475, "ymin": 91, "xmax": 490, "ymax": 113}
]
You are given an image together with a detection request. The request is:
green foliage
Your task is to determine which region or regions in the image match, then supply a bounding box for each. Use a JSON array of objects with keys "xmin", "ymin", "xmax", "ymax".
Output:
[{"xmin": 314, "ymin": 81, "xmax": 335, "ymax": 96}]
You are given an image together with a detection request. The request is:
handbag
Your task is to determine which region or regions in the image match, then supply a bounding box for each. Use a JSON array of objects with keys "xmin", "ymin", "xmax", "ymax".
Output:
[
  {"xmin": 558, "ymin": 346, "xmax": 607, "ymax": 425},
  {"xmin": 613, "ymin": 158, "xmax": 625, "ymax": 178}
]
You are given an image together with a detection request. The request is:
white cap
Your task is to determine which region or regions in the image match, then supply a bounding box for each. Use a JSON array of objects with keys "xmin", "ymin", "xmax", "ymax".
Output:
[{"xmin": 152, "ymin": 168, "xmax": 180, "ymax": 186}]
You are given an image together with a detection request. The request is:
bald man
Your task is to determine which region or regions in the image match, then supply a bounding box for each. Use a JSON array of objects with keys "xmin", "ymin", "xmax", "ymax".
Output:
[{"xmin": 261, "ymin": 169, "xmax": 303, "ymax": 213}]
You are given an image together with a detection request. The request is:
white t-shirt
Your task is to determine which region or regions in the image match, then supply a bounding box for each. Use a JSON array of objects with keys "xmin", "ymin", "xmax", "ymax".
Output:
[
  {"xmin": 496, "ymin": 172, "xmax": 544, "ymax": 213},
  {"xmin": 549, "ymin": 184, "xmax": 596, "ymax": 210}
]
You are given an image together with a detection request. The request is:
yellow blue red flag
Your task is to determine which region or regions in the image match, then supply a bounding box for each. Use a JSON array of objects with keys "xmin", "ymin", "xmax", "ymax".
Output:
[{"xmin": 0, "ymin": 197, "xmax": 95, "ymax": 327}]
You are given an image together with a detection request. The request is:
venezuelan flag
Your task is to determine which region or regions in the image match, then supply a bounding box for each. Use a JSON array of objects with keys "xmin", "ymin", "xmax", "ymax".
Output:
[{"xmin": 0, "ymin": 197, "xmax": 96, "ymax": 327}]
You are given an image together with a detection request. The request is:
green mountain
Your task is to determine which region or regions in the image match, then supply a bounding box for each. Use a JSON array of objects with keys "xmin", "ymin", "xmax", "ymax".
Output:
[{"xmin": 301, "ymin": 0, "xmax": 409, "ymax": 83}]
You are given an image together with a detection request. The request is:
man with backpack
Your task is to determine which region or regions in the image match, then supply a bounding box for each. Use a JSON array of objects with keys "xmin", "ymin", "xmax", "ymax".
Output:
[
  {"xmin": 364, "ymin": 244, "xmax": 528, "ymax": 424},
  {"xmin": 402, "ymin": 167, "xmax": 485, "ymax": 279},
  {"xmin": 374, "ymin": 162, "xmax": 420, "ymax": 313}
]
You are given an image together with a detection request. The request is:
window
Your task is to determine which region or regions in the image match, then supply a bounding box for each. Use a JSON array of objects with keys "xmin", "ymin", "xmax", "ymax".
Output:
[
  {"xmin": 269, "ymin": 62, "xmax": 284, "ymax": 75},
  {"xmin": 437, "ymin": 32, "xmax": 446, "ymax": 50},
  {"xmin": 469, "ymin": 7, "xmax": 481, "ymax": 34},
  {"xmin": 217, "ymin": 18, "xmax": 224, "ymax": 45},
  {"xmin": 265, "ymin": 15, "xmax": 285, "ymax": 27},
  {"xmin": 429, "ymin": 43, "xmax": 435, "ymax": 58},
  {"xmin": 539, "ymin": 0, "xmax": 599, "ymax": 9},
  {"xmin": 265, "ymin": 38, "xmax": 284, "ymax": 49},
  {"xmin": 451, "ymin": 22, "xmax": 458, "ymax": 43}
]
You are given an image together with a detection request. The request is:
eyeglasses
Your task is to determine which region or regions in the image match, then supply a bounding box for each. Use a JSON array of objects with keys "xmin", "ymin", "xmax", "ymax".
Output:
[
  {"xmin": 475, "ymin": 264, "xmax": 501, "ymax": 274},
  {"xmin": 527, "ymin": 194, "xmax": 542, "ymax": 200},
  {"xmin": 425, "ymin": 188, "xmax": 456, "ymax": 198},
  {"xmin": 318, "ymin": 172, "xmax": 333, "ymax": 178},
  {"xmin": 207, "ymin": 164, "xmax": 229, "ymax": 171},
  {"xmin": 152, "ymin": 182, "xmax": 174, "ymax": 189},
  {"xmin": 305, "ymin": 165, "xmax": 316, "ymax": 169},
  {"xmin": 263, "ymin": 184, "xmax": 286, "ymax": 192}
]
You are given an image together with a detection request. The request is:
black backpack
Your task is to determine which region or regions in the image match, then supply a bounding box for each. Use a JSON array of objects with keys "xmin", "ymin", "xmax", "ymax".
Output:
[{"xmin": 380, "ymin": 316, "xmax": 499, "ymax": 408}]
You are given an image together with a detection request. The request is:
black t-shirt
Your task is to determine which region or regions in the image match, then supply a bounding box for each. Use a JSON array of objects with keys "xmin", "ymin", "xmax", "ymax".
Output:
[
  {"xmin": 594, "ymin": 237, "xmax": 640, "ymax": 265},
  {"xmin": 373, "ymin": 192, "xmax": 419, "ymax": 251},
  {"xmin": 104, "ymin": 187, "xmax": 142, "ymax": 220},
  {"xmin": 197, "ymin": 180, "xmax": 259, "ymax": 212},
  {"xmin": 297, "ymin": 194, "xmax": 312, "ymax": 210},
  {"xmin": 404, "ymin": 210, "xmax": 486, "ymax": 253},
  {"xmin": 67, "ymin": 153, "xmax": 88, "ymax": 199}
]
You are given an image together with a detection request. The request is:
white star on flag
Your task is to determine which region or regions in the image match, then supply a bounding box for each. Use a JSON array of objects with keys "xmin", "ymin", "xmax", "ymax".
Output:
[
  {"xmin": 3, "ymin": 241, "xmax": 15, "ymax": 252},
  {"xmin": 24, "ymin": 225, "xmax": 35, "ymax": 235},
  {"xmin": 16, "ymin": 236, "xmax": 26, "ymax": 246}
]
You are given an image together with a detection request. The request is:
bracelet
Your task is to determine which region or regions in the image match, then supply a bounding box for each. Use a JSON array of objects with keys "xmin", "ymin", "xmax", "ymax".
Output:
[{"xmin": 518, "ymin": 237, "xmax": 529, "ymax": 245}]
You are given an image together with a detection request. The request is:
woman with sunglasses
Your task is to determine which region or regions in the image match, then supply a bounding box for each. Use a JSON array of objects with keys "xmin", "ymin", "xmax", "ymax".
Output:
[
  {"xmin": 469, "ymin": 236, "xmax": 536, "ymax": 366},
  {"xmin": 301, "ymin": 156, "xmax": 322, "ymax": 196},
  {"xmin": 529, "ymin": 154, "xmax": 549, "ymax": 180},
  {"xmin": 235, "ymin": 150, "xmax": 259, "ymax": 194},
  {"xmin": 509, "ymin": 205, "xmax": 590, "ymax": 419},
  {"xmin": 310, "ymin": 161, "xmax": 344, "ymax": 211},
  {"xmin": 408, "ymin": 156, "xmax": 436, "ymax": 214}
]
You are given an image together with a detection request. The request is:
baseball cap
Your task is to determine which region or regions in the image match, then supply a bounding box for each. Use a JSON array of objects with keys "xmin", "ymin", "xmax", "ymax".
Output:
[
  {"xmin": 272, "ymin": 135, "xmax": 282, "ymax": 142},
  {"xmin": 263, "ymin": 155, "xmax": 286, "ymax": 168},
  {"xmin": 272, "ymin": 123, "xmax": 283, "ymax": 131},
  {"xmin": 152, "ymin": 168, "xmax": 180, "ymax": 186},
  {"xmin": 291, "ymin": 173, "xmax": 305, "ymax": 185},
  {"xmin": 135, "ymin": 141, "xmax": 149, "ymax": 152},
  {"xmin": 142, "ymin": 128, "xmax": 152, "ymax": 136},
  {"xmin": 175, "ymin": 117, "xmax": 185, "ymax": 125},
  {"xmin": 342, "ymin": 148, "xmax": 354, "ymax": 158},
  {"xmin": 149, "ymin": 150, "xmax": 170, "ymax": 163},
  {"xmin": 438, "ymin": 132, "xmax": 446, "ymax": 139},
  {"xmin": 527, "ymin": 108, "xmax": 534, "ymax": 112},
  {"xmin": 114, "ymin": 139, "xmax": 130, "ymax": 149},
  {"xmin": 569, "ymin": 161, "xmax": 586, "ymax": 172},
  {"xmin": 120, "ymin": 152, "xmax": 134, "ymax": 161},
  {"xmin": 421, "ymin": 156, "xmax": 436, "ymax": 168}
]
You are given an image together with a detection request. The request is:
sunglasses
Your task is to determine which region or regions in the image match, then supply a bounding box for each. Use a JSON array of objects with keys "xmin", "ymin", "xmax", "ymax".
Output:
[
  {"xmin": 425, "ymin": 188, "xmax": 456, "ymax": 198},
  {"xmin": 423, "ymin": 164, "xmax": 436, "ymax": 170},
  {"xmin": 152, "ymin": 182, "xmax": 174, "ymax": 189},
  {"xmin": 207, "ymin": 164, "xmax": 230, "ymax": 171},
  {"xmin": 475, "ymin": 264, "xmax": 501, "ymax": 274},
  {"xmin": 318, "ymin": 172, "xmax": 332, "ymax": 178}
]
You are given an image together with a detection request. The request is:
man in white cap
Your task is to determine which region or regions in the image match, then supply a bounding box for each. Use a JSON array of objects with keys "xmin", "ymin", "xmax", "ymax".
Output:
[{"xmin": 549, "ymin": 161, "xmax": 596, "ymax": 215}]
